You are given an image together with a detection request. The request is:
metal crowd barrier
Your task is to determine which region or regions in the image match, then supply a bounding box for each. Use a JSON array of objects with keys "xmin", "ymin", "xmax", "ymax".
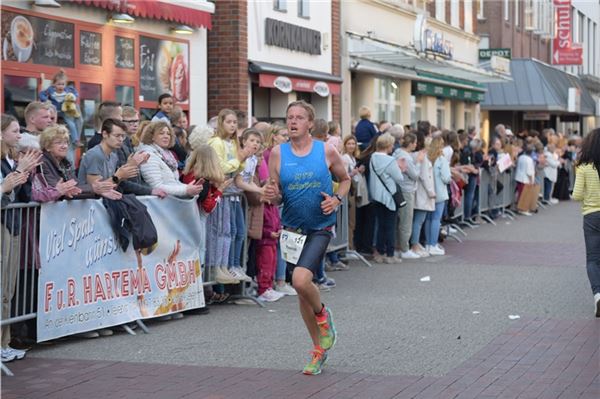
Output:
[
  {"xmin": 327, "ymin": 197, "xmax": 372, "ymax": 267},
  {"xmin": 477, "ymin": 169, "xmax": 496, "ymax": 225}
]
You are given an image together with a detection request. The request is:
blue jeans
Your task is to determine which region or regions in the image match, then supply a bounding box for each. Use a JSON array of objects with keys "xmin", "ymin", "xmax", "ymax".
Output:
[
  {"xmin": 228, "ymin": 200, "xmax": 245, "ymax": 268},
  {"xmin": 464, "ymin": 174, "xmax": 478, "ymax": 220},
  {"xmin": 543, "ymin": 178, "xmax": 554, "ymax": 201},
  {"xmin": 59, "ymin": 111, "xmax": 82, "ymax": 143},
  {"xmin": 411, "ymin": 209, "xmax": 429, "ymax": 246},
  {"xmin": 374, "ymin": 202, "xmax": 397, "ymax": 257},
  {"xmin": 276, "ymin": 243, "xmax": 286, "ymax": 281},
  {"xmin": 584, "ymin": 211, "xmax": 600, "ymax": 295},
  {"xmin": 425, "ymin": 201, "xmax": 446, "ymax": 246},
  {"xmin": 326, "ymin": 251, "xmax": 340, "ymax": 263}
]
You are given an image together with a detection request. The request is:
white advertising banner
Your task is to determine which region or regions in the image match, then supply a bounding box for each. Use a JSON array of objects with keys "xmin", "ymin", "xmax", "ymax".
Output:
[{"xmin": 37, "ymin": 197, "xmax": 204, "ymax": 342}]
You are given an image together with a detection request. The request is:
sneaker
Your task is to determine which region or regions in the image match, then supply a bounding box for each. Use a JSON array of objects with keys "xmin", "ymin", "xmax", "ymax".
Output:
[
  {"xmin": 171, "ymin": 312, "xmax": 184, "ymax": 319},
  {"xmin": 428, "ymin": 245, "xmax": 445, "ymax": 256},
  {"xmin": 275, "ymin": 283, "xmax": 297, "ymax": 296},
  {"xmin": 215, "ymin": 267, "xmax": 239, "ymax": 284},
  {"xmin": 302, "ymin": 347, "xmax": 328, "ymax": 375},
  {"xmin": 550, "ymin": 198, "xmax": 559, "ymax": 205},
  {"xmin": 77, "ymin": 331, "xmax": 100, "ymax": 339},
  {"xmin": 316, "ymin": 307, "xmax": 337, "ymax": 350},
  {"xmin": 448, "ymin": 226, "xmax": 458, "ymax": 234},
  {"xmin": 1, "ymin": 346, "xmax": 26, "ymax": 362},
  {"xmin": 384, "ymin": 256, "xmax": 402, "ymax": 264},
  {"xmin": 317, "ymin": 277, "xmax": 336, "ymax": 289},
  {"xmin": 97, "ymin": 328, "xmax": 114, "ymax": 337},
  {"xmin": 595, "ymin": 293, "xmax": 600, "ymax": 318},
  {"xmin": 401, "ymin": 250, "xmax": 421, "ymax": 259},
  {"xmin": 324, "ymin": 261, "xmax": 336, "ymax": 272},
  {"xmin": 373, "ymin": 254, "xmax": 384, "ymax": 263},
  {"xmin": 229, "ymin": 267, "xmax": 252, "ymax": 282},
  {"xmin": 318, "ymin": 283, "xmax": 331, "ymax": 292},
  {"xmin": 258, "ymin": 288, "xmax": 285, "ymax": 302},
  {"xmin": 331, "ymin": 261, "xmax": 350, "ymax": 271},
  {"xmin": 414, "ymin": 244, "xmax": 430, "ymax": 258},
  {"xmin": 518, "ymin": 211, "xmax": 532, "ymax": 216}
]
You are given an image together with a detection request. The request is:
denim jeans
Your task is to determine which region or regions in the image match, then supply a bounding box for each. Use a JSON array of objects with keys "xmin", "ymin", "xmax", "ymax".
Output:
[
  {"xmin": 464, "ymin": 174, "xmax": 478, "ymax": 220},
  {"xmin": 424, "ymin": 201, "xmax": 446, "ymax": 246},
  {"xmin": 275, "ymin": 243, "xmax": 287, "ymax": 281},
  {"xmin": 374, "ymin": 202, "xmax": 397, "ymax": 257},
  {"xmin": 326, "ymin": 251, "xmax": 340, "ymax": 263},
  {"xmin": 584, "ymin": 211, "xmax": 600, "ymax": 295},
  {"xmin": 411, "ymin": 209, "xmax": 429, "ymax": 246},
  {"xmin": 228, "ymin": 199, "xmax": 245, "ymax": 268},
  {"xmin": 543, "ymin": 178, "xmax": 554, "ymax": 201}
]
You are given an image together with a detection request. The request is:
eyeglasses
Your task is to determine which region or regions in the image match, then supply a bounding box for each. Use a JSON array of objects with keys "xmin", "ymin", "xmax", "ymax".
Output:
[{"xmin": 123, "ymin": 119, "xmax": 139, "ymax": 124}]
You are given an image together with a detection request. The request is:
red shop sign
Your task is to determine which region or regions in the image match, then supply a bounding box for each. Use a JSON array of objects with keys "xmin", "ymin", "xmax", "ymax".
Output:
[
  {"xmin": 552, "ymin": 0, "xmax": 582, "ymax": 65},
  {"xmin": 259, "ymin": 74, "xmax": 340, "ymax": 96}
]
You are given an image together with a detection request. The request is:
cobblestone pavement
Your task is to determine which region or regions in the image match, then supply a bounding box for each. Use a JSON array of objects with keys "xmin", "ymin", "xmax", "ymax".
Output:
[{"xmin": 2, "ymin": 201, "xmax": 598, "ymax": 399}]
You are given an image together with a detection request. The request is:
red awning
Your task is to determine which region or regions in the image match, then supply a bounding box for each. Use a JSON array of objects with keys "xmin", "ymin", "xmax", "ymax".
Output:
[
  {"xmin": 259, "ymin": 74, "xmax": 341, "ymax": 97},
  {"xmin": 72, "ymin": 0, "xmax": 212, "ymax": 30}
]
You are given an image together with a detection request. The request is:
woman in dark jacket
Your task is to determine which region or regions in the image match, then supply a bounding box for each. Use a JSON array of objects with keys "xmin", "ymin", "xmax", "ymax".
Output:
[{"xmin": 355, "ymin": 106, "xmax": 378, "ymax": 150}]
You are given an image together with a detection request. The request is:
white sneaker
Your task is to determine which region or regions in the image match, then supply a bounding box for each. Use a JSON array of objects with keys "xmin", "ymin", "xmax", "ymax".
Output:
[
  {"xmin": 428, "ymin": 245, "xmax": 445, "ymax": 256},
  {"xmin": 401, "ymin": 250, "xmax": 421, "ymax": 259},
  {"xmin": 97, "ymin": 328, "xmax": 114, "ymax": 337},
  {"xmin": 448, "ymin": 226, "xmax": 458, "ymax": 234},
  {"xmin": 258, "ymin": 288, "xmax": 284, "ymax": 302},
  {"xmin": 414, "ymin": 245, "xmax": 430, "ymax": 258},
  {"xmin": 550, "ymin": 198, "xmax": 559, "ymax": 205},
  {"xmin": 275, "ymin": 283, "xmax": 297, "ymax": 296},
  {"xmin": 595, "ymin": 293, "xmax": 600, "ymax": 318},
  {"xmin": 518, "ymin": 211, "xmax": 532, "ymax": 216},
  {"xmin": 77, "ymin": 331, "xmax": 100, "ymax": 339},
  {"xmin": 1, "ymin": 346, "xmax": 26, "ymax": 362},
  {"xmin": 229, "ymin": 267, "xmax": 252, "ymax": 282},
  {"xmin": 215, "ymin": 267, "xmax": 239, "ymax": 284}
]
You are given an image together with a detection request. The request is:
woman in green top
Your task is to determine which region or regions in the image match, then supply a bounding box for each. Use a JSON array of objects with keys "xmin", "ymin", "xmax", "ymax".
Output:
[{"xmin": 572, "ymin": 128, "xmax": 600, "ymax": 317}]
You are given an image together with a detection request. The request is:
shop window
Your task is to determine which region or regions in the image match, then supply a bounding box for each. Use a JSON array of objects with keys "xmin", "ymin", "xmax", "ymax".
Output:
[
  {"xmin": 274, "ymin": 0, "xmax": 287, "ymax": 12},
  {"xmin": 3, "ymin": 75, "xmax": 38, "ymax": 123},
  {"xmin": 140, "ymin": 108, "xmax": 156, "ymax": 121},
  {"xmin": 116, "ymin": 85, "xmax": 135, "ymax": 107},
  {"xmin": 79, "ymin": 83, "xmax": 102, "ymax": 137},
  {"xmin": 410, "ymin": 95, "xmax": 421, "ymax": 127},
  {"xmin": 436, "ymin": 99, "xmax": 445, "ymax": 129},
  {"xmin": 298, "ymin": 0, "xmax": 310, "ymax": 18},
  {"xmin": 464, "ymin": 109, "xmax": 473, "ymax": 129},
  {"xmin": 374, "ymin": 78, "xmax": 402, "ymax": 124}
]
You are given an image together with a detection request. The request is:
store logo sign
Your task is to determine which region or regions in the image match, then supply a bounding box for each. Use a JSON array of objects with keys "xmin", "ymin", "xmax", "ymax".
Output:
[
  {"xmin": 273, "ymin": 76, "xmax": 292, "ymax": 93},
  {"xmin": 313, "ymin": 82, "xmax": 330, "ymax": 97},
  {"xmin": 413, "ymin": 14, "xmax": 453, "ymax": 59},
  {"xmin": 552, "ymin": 0, "xmax": 582, "ymax": 65}
]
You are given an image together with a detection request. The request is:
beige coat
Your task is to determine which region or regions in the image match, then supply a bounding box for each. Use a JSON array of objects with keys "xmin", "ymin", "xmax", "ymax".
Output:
[{"xmin": 414, "ymin": 158, "xmax": 436, "ymax": 211}]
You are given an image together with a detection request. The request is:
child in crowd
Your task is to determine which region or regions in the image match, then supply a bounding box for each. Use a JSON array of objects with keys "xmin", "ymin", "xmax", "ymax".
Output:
[
  {"xmin": 151, "ymin": 93, "xmax": 174, "ymax": 124},
  {"xmin": 39, "ymin": 69, "xmax": 83, "ymax": 147},
  {"xmin": 515, "ymin": 143, "xmax": 536, "ymax": 215}
]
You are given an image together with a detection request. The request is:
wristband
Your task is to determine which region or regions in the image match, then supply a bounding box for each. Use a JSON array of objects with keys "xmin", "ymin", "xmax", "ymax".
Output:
[{"xmin": 334, "ymin": 194, "xmax": 343, "ymax": 203}]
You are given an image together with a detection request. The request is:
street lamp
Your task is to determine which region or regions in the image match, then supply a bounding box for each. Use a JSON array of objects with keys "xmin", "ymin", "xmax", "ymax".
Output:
[{"xmin": 172, "ymin": 25, "xmax": 194, "ymax": 35}]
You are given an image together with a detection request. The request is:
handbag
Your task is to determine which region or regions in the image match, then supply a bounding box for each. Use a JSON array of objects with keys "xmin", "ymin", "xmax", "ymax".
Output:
[{"xmin": 371, "ymin": 160, "xmax": 406, "ymax": 209}]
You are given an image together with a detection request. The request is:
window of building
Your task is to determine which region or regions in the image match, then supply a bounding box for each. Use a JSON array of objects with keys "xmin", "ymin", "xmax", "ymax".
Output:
[
  {"xmin": 524, "ymin": 0, "xmax": 534, "ymax": 30},
  {"xmin": 298, "ymin": 0, "xmax": 310, "ymax": 18},
  {"xmin": 450, "ymin": 0, "xmax": 460, "ymax": 28},
  {"xmin": 410, "ymin": 95, "xmax": 421, "ymax": 126},
  {"xmin": 479, "ymin": 35, "xmax": 490, "ymax": 49},
  {"xmin": 273, "ymin": 0, "xmax": 287, "ymax": 12},
  {"xmin": 435, "ymin": 0, "xmax": 446, "ymax": 23},
  {"xmin": 477, "ymin": 0, "xmax": 484, "ymax": 19},
  {"xmin": 79, "ymin": 82, "xmax": 102, "ymax": 137},
  {"xmin": 504, "ymin": 0, "xmax": 509, "ymax": 21},
  {"xmin": 116, "ymin": 85, "xmax": 135, "ymax": 107},
  {"xmin": 436, "ymin": 99, "xmax": 445, "ymax": 129},
  {"xmin": 3, "ymin": 75, "xmax": 38, "ymax": 123},
  {"xmin": 374, "ymin": 78, "xmax": 402, "ymax": 124},
  {"xmin": 464, "ymin": 0, "xmax": 473, "ymax": 33},
  {"xmin": 514, "ymin": 0, "xmax": 520, "ymax": 27}
]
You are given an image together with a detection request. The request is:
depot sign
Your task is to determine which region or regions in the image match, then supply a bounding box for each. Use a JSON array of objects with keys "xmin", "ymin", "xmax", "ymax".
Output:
[{"xmin": 552, "ymin": 0, "xmax": 582, "ymax": 65}]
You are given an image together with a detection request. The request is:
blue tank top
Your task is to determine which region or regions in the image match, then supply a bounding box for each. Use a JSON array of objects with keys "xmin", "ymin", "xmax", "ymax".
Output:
[{"xmin": 280, "ymin": 140, "xmax": 336, "ymax": 233}]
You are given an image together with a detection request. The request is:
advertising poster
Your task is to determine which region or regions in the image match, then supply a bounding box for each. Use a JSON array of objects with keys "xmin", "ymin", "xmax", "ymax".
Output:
[
  {"xmin": 139, "ymin": 35, "xmax": 189, "ymax": 103},
  {"xmin": 1, "ymin": 11, "xmax": 74, "ymax": 67},
  {"xmin": 37, "ymin": 197, "xmax": 204, "ymax": 342}
]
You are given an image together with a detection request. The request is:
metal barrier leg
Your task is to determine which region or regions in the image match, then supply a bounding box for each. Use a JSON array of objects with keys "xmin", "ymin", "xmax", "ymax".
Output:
[
  {"xmin": 122, "ymin": 324, "xmax": 136, "ymax": 335},
  {"xmin": 342, "ymin": 249, "xmax": 372, "ymax": 268},
  {"xmin": 229, "ymin": 282, "xmax": 265, "ymax": 308},
  {"xmin": 1, "ymin": 362, "xmax": 14, "ymax": 376},
  {"xmin": 480, "ymin": 214, "xmax": 497, "ymax": 226},
  {"xmin": 449, "ymin": 223, "xmax": 467, "ymax": 237},
  {"xmin": 135, "ymin": 320, "xmax": 150, "ymax": 334}
]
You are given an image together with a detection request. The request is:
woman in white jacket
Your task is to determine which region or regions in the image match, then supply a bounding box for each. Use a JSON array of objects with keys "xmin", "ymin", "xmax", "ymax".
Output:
[
  {"xmin": 137, "ymin": 121, "xmax": 203, "ymax": 197},
  {"xmin": 410, "ymin": 138, "xmax": 436, "ymax": 257},
  {"xmin": 543, "ymin": 143, "xmax": 560, "ymax": 204}
]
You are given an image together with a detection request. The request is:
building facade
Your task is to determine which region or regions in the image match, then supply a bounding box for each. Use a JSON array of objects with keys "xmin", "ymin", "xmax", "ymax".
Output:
[
  {"xmin": 341, "ymin": 0, "xmax": 502, "ymax": 136},
  {"xmin": 1, "ymin": 0, "xmax": 214, "ymax": 134}
]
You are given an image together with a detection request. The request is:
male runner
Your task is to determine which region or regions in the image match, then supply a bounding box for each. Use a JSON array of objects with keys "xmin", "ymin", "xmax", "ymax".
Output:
[{"xmin": 264, "ymin": 100, "xmax": 350, "ymax": 375}]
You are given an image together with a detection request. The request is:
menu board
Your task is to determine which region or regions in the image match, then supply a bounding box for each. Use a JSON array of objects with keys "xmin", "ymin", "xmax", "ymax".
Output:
[
  {"xmin": 80, "ymin": 31, "xmax": 101, "ymax": 66},
  {"xmin": 115, "ymin": 36, "xmax": 134, "ymax": 69},
  {"xmin": 139, "ymin": 36, "xmax": 189, "ymax": 103},
  {"xmin": 1, "ymin": 11, "xmax": 74, "ymax": 67}
]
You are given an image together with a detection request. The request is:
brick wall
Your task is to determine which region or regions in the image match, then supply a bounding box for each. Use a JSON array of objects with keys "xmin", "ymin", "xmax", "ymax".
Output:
[
  {"xmin": 207, "ymin": 0, "xmax": 248, "ymax": 119},
  {"xmin": 331, "ymin": 0, "xmax": 341, "ymax": 123}
]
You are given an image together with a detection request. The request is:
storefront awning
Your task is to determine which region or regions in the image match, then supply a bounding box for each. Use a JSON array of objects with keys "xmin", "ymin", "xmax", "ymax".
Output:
[
  {"xmin": 347, "ymin": 32, "xmax": 509, "ymax": 85},
  {"xmin": 249, "ymin": 61, "xmax": 342, "ymax": 97},
  {"xmin": 481, "ymin": 59, "xmax": 596, "ymax": 115},
  {"xmin": 72, "ymin": 0, "xmax": 213, "ymax": 29}
]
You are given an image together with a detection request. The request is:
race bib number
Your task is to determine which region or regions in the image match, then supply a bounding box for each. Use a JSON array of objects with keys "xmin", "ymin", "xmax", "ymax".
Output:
[{"xmin": 279, "ymin": 230, "xmax": 307, "ymax": 265}]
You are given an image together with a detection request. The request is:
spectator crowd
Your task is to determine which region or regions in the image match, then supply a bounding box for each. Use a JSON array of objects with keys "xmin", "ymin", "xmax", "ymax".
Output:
[{"xmin": 0, "ymin": 71, "xmax": 588, "ymax": 363}]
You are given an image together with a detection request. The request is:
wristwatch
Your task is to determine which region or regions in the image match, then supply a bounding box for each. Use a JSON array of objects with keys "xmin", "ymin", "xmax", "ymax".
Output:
[{"xmin": 111, "ymin": 175, "xmax": 120, "ymax": 184}]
